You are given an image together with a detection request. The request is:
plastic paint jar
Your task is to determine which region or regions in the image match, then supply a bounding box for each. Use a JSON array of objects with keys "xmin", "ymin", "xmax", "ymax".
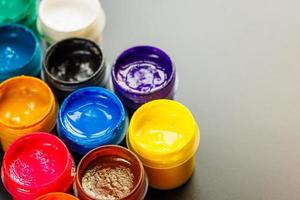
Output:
[
  {"xmin": 112, "ymin": 46, "xmax": 176, "ymax": 113},
  {"xmin": 127, "ymin": 99, "xmax": 200, "ymax": 189},
  {"xmin": 57, "ymin": 87, "xmax": 128, "ymax": 156},
  {"xmin": 42, "ymin": 38, "xmax": 108, "ymax": 101},
  {"xmin": 1, "ymin": 133, "xmax": 76, "ymax": 200},
  {"xmin": 74, "ymin": 145, "xmax": 148, "ymax": 200},
  {"xmin": 0, "ymin": 24, "xmax": 42, "ymax": 82},
  {"xmin": 35, "ymin": 193, "xmax": 79, "ymax": 200},
  {"xmin": 0, "ymin": 0, "xmax": 38, "ymax": 31},
  {"xmin": 37, "ymin": 0, "xmax": 105, "ymax": 46},
  {"xmin": 0, "ymin": 76, "xmax": 58, "ymax": 151}
]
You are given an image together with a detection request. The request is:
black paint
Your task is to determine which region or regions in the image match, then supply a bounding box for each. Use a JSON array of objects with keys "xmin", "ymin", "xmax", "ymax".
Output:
[{"xmin": 43, "ymin": 38, "xmax": 107, "ymax": 101}]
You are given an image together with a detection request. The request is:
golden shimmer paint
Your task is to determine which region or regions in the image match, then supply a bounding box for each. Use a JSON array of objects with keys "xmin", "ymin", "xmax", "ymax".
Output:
[
  {"xmin": 127, "ymin": 99, "xmax": 200, "ymax": 189},
  {"xmin": 0, "ymin": 76, "xmax": 57, "ymax": 151}
]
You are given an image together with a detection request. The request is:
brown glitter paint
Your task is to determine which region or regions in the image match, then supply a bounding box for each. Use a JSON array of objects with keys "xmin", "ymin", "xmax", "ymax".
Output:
[{"xmin": 75, "ymin": 145, "xmax": 148, "ymax": 200}]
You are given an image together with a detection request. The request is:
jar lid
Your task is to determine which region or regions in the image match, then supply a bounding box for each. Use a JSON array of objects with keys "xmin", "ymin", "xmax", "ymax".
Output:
[
  {"xmin": 58, "ymin": 87, "xmax": 127, "ymax": 155},
  {"xmin": 0, "ymin": 76, "xmax": 54, "ymax": 129},
  {"xmin": 128, "ymin": 99, "xmax": 200, "ymax": 168}
]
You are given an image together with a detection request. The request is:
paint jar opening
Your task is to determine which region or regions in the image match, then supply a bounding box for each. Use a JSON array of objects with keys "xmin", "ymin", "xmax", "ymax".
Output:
[
  {"xmin": 44, "ymin": 38, "xmax": 105, "ymax": 85},
  {"xmin": 1, "ymin": 133, "xmax": 75, "ymax": 198},
  {"xmin": 35, "ymin": 192, "xmax": 79, "ymax": 200},
  {"xmin": 58, "ymin": 87, "xmax": 127, "ymax": 155},
  {"xmin": 0, "ymin": 0, "xmax": 35, "ymax": 23},
  {"xmin": 112, "ymin": 45, "xmax": 175, "ymax": 95},
  {"xmin": 0, "ymin": 24, "xmax": 39, "ymax": 75},
  {"xmin": 112, "ymin": 46, "xmax": 176, "ymax": 110},
  {"xmin": 127, "ymin": 99, "xmax": 200, "ymax": 169},
  {"xmin": 0, "ymin": 76, "xmax": 54, "ymax": 129},
  {"xmin": 38, "ymin": 0, "xmax": 101, "ymax": 33},
  {"xmin": 75, "ymin": 145, "xmax": 147, "ymax": 200}
]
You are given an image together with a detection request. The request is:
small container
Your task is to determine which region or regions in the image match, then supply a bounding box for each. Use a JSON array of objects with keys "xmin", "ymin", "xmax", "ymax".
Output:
[
  {"xmin": 0, "ymin": 76, "xmax": 58, "ymax": 151},
  {"xmin": 74, "ymin": 145, "xmax": 148, "ymax": 200},
  {"xmin": 1, "ymin": 133, "xmax": 76, "ymax": 200},
  {"xmin": 112, "ymin": 46, "xmax": 176, "ymax": 113},
  {"xmin": 35, "ymin": 193, "xmax": 79, "ymax": 200},
  {"xmin": 0, "ymin": 0, "xmax": 38, "ymax": 32},
  {"xmin": 0, "ymin": 24, "xmax": 42, "ymax": 82},
  {"xmin": 58, "ymin": 87, "xmax": 128, "ymax": 156},
  {"xmin": 42, "ymin": 38, "xmax": 108, "ymax": 101},
  {"xmin": 127, "ymin": 99, "xmax": 200, "ymax": 189},
  {"xmin": 37, "ymin": 0, "xmax": 105, "ymax": 46}
]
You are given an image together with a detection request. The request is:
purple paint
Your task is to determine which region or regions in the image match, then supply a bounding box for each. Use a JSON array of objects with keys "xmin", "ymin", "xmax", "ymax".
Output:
[{"xmin": 112, "ymin": 46, "xmax": 176, "ymax": 111}]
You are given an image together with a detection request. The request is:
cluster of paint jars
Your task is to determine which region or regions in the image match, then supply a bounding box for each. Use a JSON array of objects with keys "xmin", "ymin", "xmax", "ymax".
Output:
[{"xmin": 0, "ymin": 0, "xmax": 200, "ymax": 200}]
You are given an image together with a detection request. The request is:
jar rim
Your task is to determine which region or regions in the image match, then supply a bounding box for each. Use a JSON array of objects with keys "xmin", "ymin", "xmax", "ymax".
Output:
[
  {"xmin": 58, "ymin": 87, "xmax": 127, "ymax": 153},
  {"xmin": 38, "ymin": 0, "xmax": 103, "ymax": 34},
  {"xmin": 75, "ymin": 145, "xmax": 146, "ymax": 200},
  {"xmin": 111, "ymin": 45, "xmax": 176, "ymax": 96},
  {"xmin": 127, "ymin": 99, "xmax": 200, "ymax": 168},
  {"xmin": 2, "ymin": 133, "xmax": 74, "ymax": 194},
  {"xmin": 0, "ymin": 24, "xmax": 40, "ymax": 74},
  {"xmin": 43, "ymin": 37, "xmax": 106, "ymax": 86},
  {"xmin": 0, "ymin": 76, "xmax": 55, "ymax": 129}
]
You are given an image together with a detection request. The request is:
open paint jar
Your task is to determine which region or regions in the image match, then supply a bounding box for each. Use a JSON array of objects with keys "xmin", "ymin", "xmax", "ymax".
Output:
[
  {"xmin": 35, "ymin": 193, "xmax": 79, "ymax": 200},
  {"xmin": 1, "ymin": 133, "xmax": 75, "ymax": 200},
  {"xmin": 74, "ymin": 145, "xmax": 148, "ymax": 200},
  {"xmin": 127, "ymin": 99, "xmax": 200, "ymax": 189},
  {"xmin": 0, "ymin": 0, "xmax": 38, "ymax": 31},
  {"xmin": 37, "ymin": 0, "xmax": 105, "ymax": 45},
  {"xmin": 0, "ymin": 76, "xmax": 57, "ymax": 151},
  {"xmin": 0, "ymin": 24, "xmax": 42, "ymax": 82},
  {"xmin": 42, "ymin": 38, "xmax": 108, "ymax": 101},
  {"xmin": 57, "ymin": 87, "xmax": 128, "ymax": 156},
  {"xmin": 112, "ymin": 46, "xmax": 176, "ymax": 113}
]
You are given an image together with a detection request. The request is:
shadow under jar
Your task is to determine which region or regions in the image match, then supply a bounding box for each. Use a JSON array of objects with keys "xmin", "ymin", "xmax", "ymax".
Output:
[
  {"xmin": 42, "ymin": 38, "xmax": 108, "ymax": 102},
  {"xmin": 74, "ymin": 145, "xmax": 148, "ymax": 200}
]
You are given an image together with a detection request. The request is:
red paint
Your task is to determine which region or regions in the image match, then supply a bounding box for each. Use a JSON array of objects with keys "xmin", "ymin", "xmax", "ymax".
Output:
[{"xmin": 1, "ymin": 132, "xmax": 75, "ymax": 200}]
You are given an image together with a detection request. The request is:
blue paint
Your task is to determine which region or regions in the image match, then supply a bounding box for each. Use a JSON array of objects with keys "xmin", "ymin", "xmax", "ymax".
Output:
[
  {"xmin": 58, "ymin": 87, "xmax": 128, "ymax": 155},
  {"xmin": 0, "ymin": 24, "xmax": 41, "ymax": 82}
]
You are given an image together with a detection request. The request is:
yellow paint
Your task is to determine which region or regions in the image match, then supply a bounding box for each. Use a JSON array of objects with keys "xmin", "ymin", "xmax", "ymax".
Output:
[
  {"xmin": 127, "ymin": 99, "xmax": 200, "ymax": 189},
  {"xmin": 0, "ymin": 76, "xmax": 57, "ymax": 151}
]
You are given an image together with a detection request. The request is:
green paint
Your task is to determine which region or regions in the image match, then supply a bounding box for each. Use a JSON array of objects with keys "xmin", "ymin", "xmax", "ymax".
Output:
[{"xmin": 0, "ymin": 0, "xmax": 37, "ymax": 31}]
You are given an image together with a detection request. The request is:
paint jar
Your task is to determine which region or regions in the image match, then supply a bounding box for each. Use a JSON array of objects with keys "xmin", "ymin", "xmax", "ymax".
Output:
[
  {"xmin": 1, "ymin": 133, "xmax": 76, "ymax": 200},
  {"xmin": 0, "ymin": 76, "xmax": 58, "ymax": 151},
  {"xmin": 0, "ymin": 24, "xmax": 42, "ymax": 82},
  {"xmin": 57, "ymin": 87, "xmax": 128, "ymax": 156},
  {"xmin": 35, "ymin": 193, "xmax": 79, "ymax": 200},
  {"xmin": 127, "ymin": 99, "xmax": 200, "ymax": 189},
  {"xmin": 111, "ymin": 45, "xmax": 176, "ymax": 113},
  {"xmin": 74, "ymin": 145, "xmax": 148, "ymax": 200},
  {"xmin": 42, "ymin": 38, "xmax": 108, "ymax": 102},
  {"xmin": 37, "ymin": 0, "xmax": 105, "ymax": 46},
  {"xmin": 0, "ymin": 0, "xmax": 38, "ymax": 32}
]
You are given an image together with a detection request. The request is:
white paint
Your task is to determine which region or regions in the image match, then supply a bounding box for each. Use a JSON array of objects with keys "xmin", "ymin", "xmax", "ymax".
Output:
[{"xmin": 39, "ymin": 0, "xmax": 101, "ymax": 32}]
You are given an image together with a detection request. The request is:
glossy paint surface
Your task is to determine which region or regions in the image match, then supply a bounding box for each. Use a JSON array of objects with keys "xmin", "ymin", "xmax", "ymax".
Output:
[
  {"xmin": 0, "ymin": 25, "xmax": 41, "ymax": 81},
  {"xmin": 0, "ymin": 76, "xmax": 53, "ymax": 128},
  {"xmin": 113, "ymin": 46, "xmax": 174, "ymax": 94},
  {"xmin": 58, "ymin": 87, "xmax": 127, "ymax": 155},
  {"xmin": 35, "ymin": 192, "xmax": 79, "ymax": 200},
  {"xmin": 128, "ymin": 100, "xmax": 200, "ymax": 189},
  {"xmin": 2, "ymin": 133, "xmax": 75, "ymax": 199}
]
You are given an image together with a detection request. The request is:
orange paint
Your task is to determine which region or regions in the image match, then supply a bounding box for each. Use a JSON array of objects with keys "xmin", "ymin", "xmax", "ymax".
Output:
[
  {"xmin": 0, "ymin": 76, "xmax": 57, "ymax": 151},
  {"xmin": 35, "ymin": 193, "xmax": 79, "ymax": 200}
]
